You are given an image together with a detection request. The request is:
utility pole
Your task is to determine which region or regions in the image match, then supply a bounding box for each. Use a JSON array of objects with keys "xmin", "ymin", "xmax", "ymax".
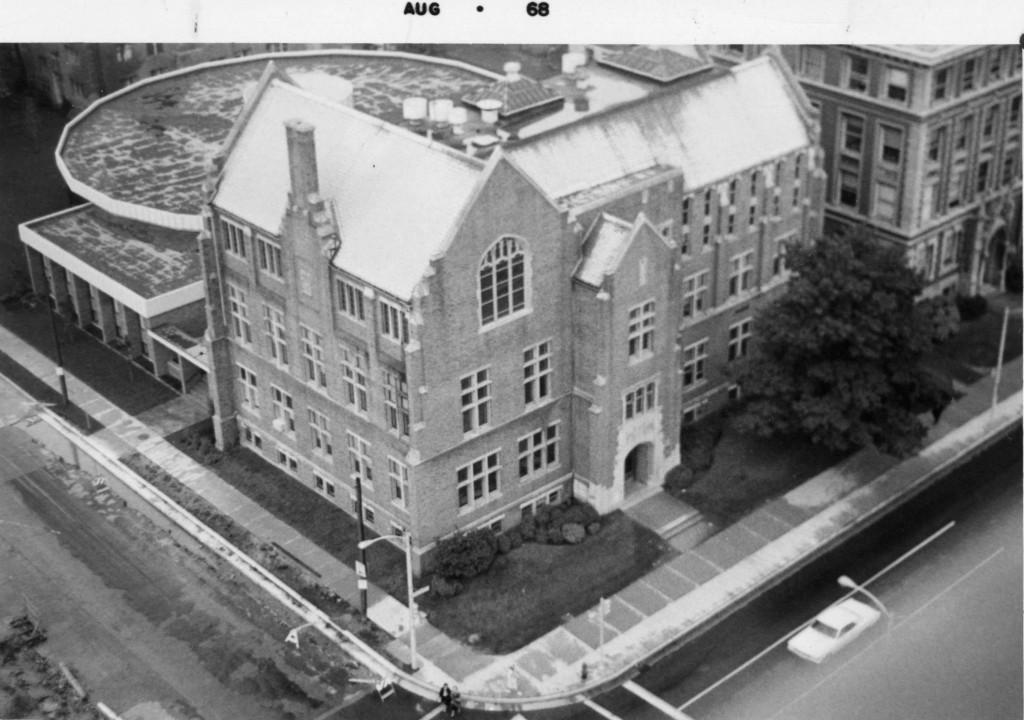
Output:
[{"xmin": 353, "ymin": 472, "xmax": 368, "ymax": 615}]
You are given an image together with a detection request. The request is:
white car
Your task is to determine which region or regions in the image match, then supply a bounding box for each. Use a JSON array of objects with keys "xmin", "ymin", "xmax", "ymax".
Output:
[{"xmin": 787, "ymin": 598, "xmax": 882, "ymax": 663}]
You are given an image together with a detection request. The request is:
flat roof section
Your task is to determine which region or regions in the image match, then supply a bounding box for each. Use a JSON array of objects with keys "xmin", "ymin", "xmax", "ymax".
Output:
[
  {"xmin": 26, "ymin": 205, "xmax": 202, "ymax": 300},
  {"xmin": 60, "ymin": 52, "xmax": 497, "ymax": 216}
]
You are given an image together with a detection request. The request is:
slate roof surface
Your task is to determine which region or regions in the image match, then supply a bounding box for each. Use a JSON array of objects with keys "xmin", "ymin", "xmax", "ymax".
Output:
[
  {"xmin": 215, "ymin": 80, "xmax": 486, "ymax": 301},
  {"xmin": 27, "ymin": 205, "xmax": 202, "ymax": 298},
  {"xmin": 462, "ymin": 75, "xmax": 563, "ymax": 116},
  {"xmin": 60, "ymin": 53, "xmax": 496, "ymax": 216},
  {"xmin": 507, "ymin": 55, "xmax": 812, "ymax": 202},
  {"xmin": 597, "ymin": 46, "xmax": 711, "ymax": 83}
]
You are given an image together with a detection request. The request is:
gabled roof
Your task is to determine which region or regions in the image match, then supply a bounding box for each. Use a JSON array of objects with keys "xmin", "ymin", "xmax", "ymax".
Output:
[
  {"xmin": 214, "ymin": 79, "xmax": 486, "ymax": 301},
  {"xmin": 575, "ymin": 212, "xmax": 670, "ymax": 287},
  {"xmin": 462, "ymin": 75, "xmax": 563, "ymax": 117},
  {"xmin": 597, "ymin": 46, "xmax": 712, "ymax": 83},
  {"xmin": 508, "ymin": 54, "xmax": 815, "ymax": 204}
]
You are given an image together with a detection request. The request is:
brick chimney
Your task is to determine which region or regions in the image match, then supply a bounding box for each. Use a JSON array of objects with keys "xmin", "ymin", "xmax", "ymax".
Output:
[{"xmin": 285, "ymin": 119, "xmax": 318, "ymax": 206}]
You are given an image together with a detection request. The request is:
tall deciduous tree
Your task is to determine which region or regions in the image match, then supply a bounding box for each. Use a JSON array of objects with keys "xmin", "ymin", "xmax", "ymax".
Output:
[{"xmin": 734, "ymin": 232, "xmax": 947, "ymax": 457}]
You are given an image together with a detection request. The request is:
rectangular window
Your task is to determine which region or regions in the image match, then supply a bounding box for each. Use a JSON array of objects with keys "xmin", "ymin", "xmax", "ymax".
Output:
[
  {"xmin": 270, "ymin": 386, "xmax": 295, "ymax": 435},
  {"xmin": 221, "ymin": 218, "xmax": 247, "ymax": 258},
  {"xmin": 313, "ymin": 472, "xmax": 336, "ymax": 498},
  {"xmin": 263, "ymin": 305, "xmax": 288, "ymax": 367},
  {"xmin": 379, "ymin": 299, "xmax": 409, "ymax": 344},
  {"xmin": 948, "ymin": 164, "xmax": 966, "ymax": 207},
  {"xmin": 879, "ymin": 125, "xmax": 904, "ymax": 166},
  {"xmin": 457, "ymin": 451, "xmax": 500, "ymax": 509},
  {"xmin": 1003, "ymin": 153, "xmax": 1018, "ymax": 186},
  {"xmin": 276, "ymin": 447, "xmax": 299, "ymax": 474},
  {"xmin": 682, "ymin": 339, "xmax": 707, "ymax": 388},
  {"xmin": 703, "ymin": 188, "xmax": 713, "ymax": 216},
  {"xmin": 347, "ymin": 432, "xmax": 373, "ymax": 488},
  {"xmin": 944, "ymin": 229, "xmax": 962, "ymax": 266},
  {"xmin": 976, "ymin": 160, "xmax": 990, "ymax": 193},
  {"xmin": 873, "ymin": 182, "xmax": 899, "ymax": 222},
  {"xmin": 885, "ymin": 67, "xmax": 910, "ymax": 102},
  {"xmin": 363, "ymin": 505, "xmax": 376, "ymax": 526},
  {"xmin": 382, "ymin": 368, "xmax": 410, "ymax": 437},
  {"xmin": 955, "ymin": 116, "xmax": 973, "ymax": 152},
  {"xmin": 773, "ymin": 187, "xmax": 781, "ymax": 217},
  {"xmin": 300, "ymin": 326, "xmax": 327, "ymax": 390},
  {"xmin": 682, "ymin": 402, "xmax": 705, "ymax": 425},
  {"xmin": 627, "ymin": 301, "xmax": 656, "ymax": 359},
  {"xmin": 256, "ymin": 236, "xmax": 283, "ymax": 278},
  {"xmin": 840, "ymin": 114, "xmax": 864, "ymax": 155},
  {"xmin": 702, "ymin": 223, "xmax": 711, "ymax": 248},
  {"xmin": 800, "ymin": 47, "xmax": 825, "ymax": 81},
  {"xmin": 961, "ymin": 57, "xmax": 976, "ymax": 92},
  {"xmin": 460, "ymin": 368, "xmax": 491, "ymax": 434},
  {"xmin": 682, "ymin": 271, "xmax": 709, "ymax": 318},
  {"xmin": 339, "ymin": 343, "xmax": 368, "ymax": 413},
  {"xmin": 933, "ymin": 67, "xmax": 950, "ymax": 101},
  {"xmin": 772, "ymin": 240, "xmax": 788, "ymax": 276},
  {"xmin": 335, "ymin": 278, "xmax": 365, "ymax": 321},
  {"xmin": 839, "ymin": 169, "xmax": 860, "ymax": 207},
  {"xmin": 623, "ymin": 381, "xmax": 657, "ymax": 420},
  {"xmin": 927, "ymin": 126, "xmax": 946, "ymax": 164},
  {"xmin": 517, "ymin": 424, "xmax": 559, "ymax": 480},
  {"xmin": 523, "ymin": 340, "xmax": 552, "ymax": 405},
  {"xmin": 238, "ymin": 365, "xmax": 259, "ymax": 409},
  {"xmin": 308, "ymin": 408, "xmax": 333, "ymax": 456},
  {"xmin": 1010, "ymin": 95, "xmax": 1021, "ymax": 126},
  {"xmin": 982, "ymin": 105, "xmax": 998, "ymax": 140},
  {"xmin": 728, "ymin": 251, "xmax": 755, "ymax": 297},
  {"xmin": 988, "ymin": 50, "xmax": 1003, "ymax": 82},
  {"xmin": 728, "ymin": 318, "xmax": 752, "ymax": 361},
  {"xmin": 844, "ymin": 55, "xmax": 869, "ymax": 93},
  {"xmin": 388, "ymin": 456, "xmax": 409, "ymax": 509},
  {"xmin": 226, "ymin": 283, "xmax": 252, "ymax": 345}
]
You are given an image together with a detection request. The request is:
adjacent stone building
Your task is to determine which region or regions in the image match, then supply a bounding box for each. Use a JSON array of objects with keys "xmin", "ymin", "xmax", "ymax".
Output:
[{"xmin": 778, "ymin": 45, "xmax": 1022, "ymax": 296}]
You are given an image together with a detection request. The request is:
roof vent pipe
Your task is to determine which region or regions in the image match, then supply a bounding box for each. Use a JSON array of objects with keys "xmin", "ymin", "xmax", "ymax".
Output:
[
  {"xmin": 428, "ymin": 98, "xmax": 452, "ymax": 124},
  {"xmin": 503, "ymin": 61, "xmax": 522, "ymax": 81},
  {"xmin": 402, "ymin": 96, "xmax": 428, "ymax": 122},
  {"xmin": 561, "ymin": 52, "xmax": 586, "ymax": 75},
  {"xmin": 450, "ymin": 106, "xmax": 469, "ymax": 135},
  {"xmin": 477, "ymin": 98, "xmax": 502, "ymax": 125}
]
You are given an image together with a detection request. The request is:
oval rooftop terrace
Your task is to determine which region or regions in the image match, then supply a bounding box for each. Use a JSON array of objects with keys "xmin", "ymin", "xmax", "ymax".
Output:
[{"xmin": 58, "ymin": 51, "xmax": 499, "ymax": 219}]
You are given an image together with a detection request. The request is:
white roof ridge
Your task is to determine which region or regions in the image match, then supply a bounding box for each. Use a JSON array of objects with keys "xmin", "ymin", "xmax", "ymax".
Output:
[{"xmin": 268, "ymin": 79, "xmax": 487, "ymax": 171}]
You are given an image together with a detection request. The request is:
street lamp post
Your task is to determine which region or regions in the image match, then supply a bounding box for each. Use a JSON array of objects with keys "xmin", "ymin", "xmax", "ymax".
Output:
[
  {"xmin": 46, "ymin": 298, "xmax": 69, "ymax": 406},
  {"xmin": 358, "ymin": 533, "xmax": 419, "ymax": 671},
  {"xmin": 838, "ymin": 574, "xmax": 891, "ymax": 630},
  {"xmin": 991, "ymin": 305, "xmax": 1010, "ymax": 412}
]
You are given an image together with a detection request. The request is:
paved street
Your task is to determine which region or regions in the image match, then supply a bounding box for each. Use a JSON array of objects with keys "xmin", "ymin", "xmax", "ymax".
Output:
[{"xmin": 600, "ymin": 430, "xmax": 1022, "ymax": 720}]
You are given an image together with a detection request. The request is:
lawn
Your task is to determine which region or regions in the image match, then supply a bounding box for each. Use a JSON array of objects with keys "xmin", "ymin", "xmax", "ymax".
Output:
[
  {"xmin": 417, "ymin": 512, "xmax": 672, "ymax": 654},
  {"xmin": 0, "ymin": 303, "xmax": 175, "ymax": 416},
  {"xmin": 932, "ymin": 305, "xmax": 1023, "ymax": 371},
  {"xmin": 0, "ymin": 347, "xmax": 97, "ymax": 432},
  {"xmin": 665, "ymin": 412, "xmax": 847, "ymax": 526}
]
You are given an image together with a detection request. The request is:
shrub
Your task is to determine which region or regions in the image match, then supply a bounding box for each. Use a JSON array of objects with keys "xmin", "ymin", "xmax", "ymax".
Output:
[
  {"xmin": 508, "ymin": 530, "xmax": 523, "ymax": 548},
  {"xmin": 663, "ymin": 464, "xmax": 695, "ymax": 495},
  {"xmin": 679, "ymin": 413, "xmax": 725, "ymax": 473},
  {"xmin": 586, "ymin": 521, "xmax": 601, "ymax": 535},
  {"xmin": 956, "ymin": 294, "xmax": 989, "ymax": 322},
  {"xmin": 431, "ymin": 574, "xmax": 463, "ymax": 598},
  {"xmin": 435, "ymin": 529, "xmax": 498, "ymax": 580},
  {"xmin": 519, "ymin": 517, "xmax": 536, "ymax": 541},
  {"xmin": 534, "ymin": 505, "xmax": 551, "ymax": 527},
  {"xmin": 1007, "ymin": 261, "xmax": 1023, "ymax": 294},
  {"xmin": 562, "ymin": 522, "xmax": 585, "ymax": 544},
  {"xmin": 496, "ymin": 533, "xmax": 513, "ymax": 555}
]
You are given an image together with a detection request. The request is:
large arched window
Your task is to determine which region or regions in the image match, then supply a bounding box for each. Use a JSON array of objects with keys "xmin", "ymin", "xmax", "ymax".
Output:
[{"xmin": 479, "ymin": 236, "xmax": 527, "ymax": 326}]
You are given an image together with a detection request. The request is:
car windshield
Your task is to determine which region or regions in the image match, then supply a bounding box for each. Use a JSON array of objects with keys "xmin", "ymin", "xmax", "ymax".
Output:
[{"xmin": 810, "ymin": 619, "xmax": 839, "ymax": 638}]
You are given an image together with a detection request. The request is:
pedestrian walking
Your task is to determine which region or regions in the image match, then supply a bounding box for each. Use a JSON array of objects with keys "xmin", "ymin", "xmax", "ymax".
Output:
[
  {"xmin": 448, "ymin": 686, "xmax": 462, "ymax": 717},
  {"xmin": 439, "ymin": 682, "xmax": 452, "ymax": 710}
]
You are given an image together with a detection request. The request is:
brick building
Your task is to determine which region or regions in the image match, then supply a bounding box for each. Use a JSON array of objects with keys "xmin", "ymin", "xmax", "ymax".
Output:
[
  {"xmin": 777, "ymin": 45, "xmax": 1022, "ymax": 296},
  {"xmin": 197, "ymin": 48, "xmax": 824, "ymax": 568}
]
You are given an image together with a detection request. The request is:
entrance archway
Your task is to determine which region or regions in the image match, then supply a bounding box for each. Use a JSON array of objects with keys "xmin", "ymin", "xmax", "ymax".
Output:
[{"xmin": 624, "ymin": 442, "xmax": 653, "ymax": 496}]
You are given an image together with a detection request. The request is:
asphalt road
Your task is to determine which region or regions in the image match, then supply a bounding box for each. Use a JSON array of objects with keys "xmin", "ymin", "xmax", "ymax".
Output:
[
  {"xmin": 0, "ymin": 413, "xmax": 339, "ymax": 719},
  {"xmin": 583, "ymin": 428, "xmax": 1023, "ymax": 720}
]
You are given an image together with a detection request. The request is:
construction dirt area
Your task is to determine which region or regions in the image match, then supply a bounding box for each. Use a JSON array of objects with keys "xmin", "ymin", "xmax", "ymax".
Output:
[{"xmin": 0, "ymin": 420, "xmax": 367, "ymax": 720}]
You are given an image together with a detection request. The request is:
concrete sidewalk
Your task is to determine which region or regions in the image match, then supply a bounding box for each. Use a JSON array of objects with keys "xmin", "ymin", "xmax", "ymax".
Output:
[{"xmin": 1, "ymin": 316, "xmax": 1021, "ymax": 710}]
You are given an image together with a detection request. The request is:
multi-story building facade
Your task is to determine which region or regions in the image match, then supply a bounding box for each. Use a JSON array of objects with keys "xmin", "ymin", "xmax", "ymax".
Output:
[
  {"xmin": 779, "ymin": 45, "xmax": 1022, "ymax": 296},
  {"xmin": 198, "ymin": 48, "xmax": 824, "ymax": 568},
  {"xmin": 18, "ymin": 46, "xmax": 825, "ymax": 570}
]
